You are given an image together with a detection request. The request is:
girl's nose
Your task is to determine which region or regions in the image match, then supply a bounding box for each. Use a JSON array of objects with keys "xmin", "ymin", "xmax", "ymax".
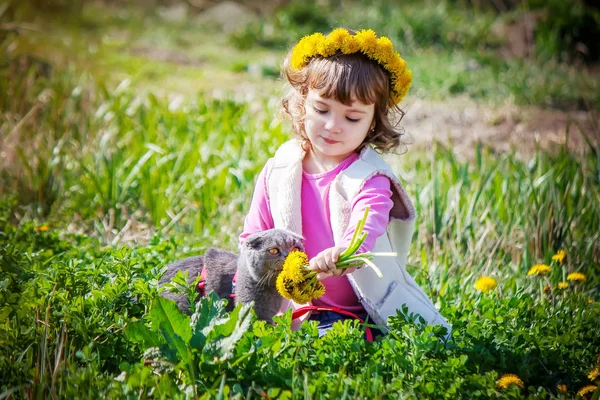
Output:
[{"xmin": 324, "ymin": 116, "xmax": 342, "ymax": 133}]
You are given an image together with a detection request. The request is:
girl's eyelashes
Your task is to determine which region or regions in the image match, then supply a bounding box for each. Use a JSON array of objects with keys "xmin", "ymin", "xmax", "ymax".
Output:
[{"xmin": 313, "ymin": 106, "xmax": 361, "ymax": 122}]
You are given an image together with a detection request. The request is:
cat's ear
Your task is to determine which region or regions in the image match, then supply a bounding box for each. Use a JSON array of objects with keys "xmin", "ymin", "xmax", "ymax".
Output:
[
  {"xmin": 287, "ymin": 230, "xmax": 304, "ymax": 242},
  {"xmin": 278, "ymin": 229, "xmax": 304, "ymax": 245},
  {"xmin": 245, "ymin": 233, "xmax": 265, "ymax": 250}
]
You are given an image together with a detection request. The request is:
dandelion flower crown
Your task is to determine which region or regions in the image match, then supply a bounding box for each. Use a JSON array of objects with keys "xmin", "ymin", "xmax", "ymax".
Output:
[{"xmin": 290, "ymin": 28, "xmax": 412, "ymax": 104}]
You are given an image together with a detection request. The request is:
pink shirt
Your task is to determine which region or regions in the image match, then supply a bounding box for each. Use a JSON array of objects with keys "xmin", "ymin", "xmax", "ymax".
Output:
[{"xmin": 239, "ymin": 152, "xmax": 394, "ymax": 312}]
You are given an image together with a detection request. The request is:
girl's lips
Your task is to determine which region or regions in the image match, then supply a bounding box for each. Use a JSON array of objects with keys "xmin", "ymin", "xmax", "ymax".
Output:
[{"xmin": 322, "ymin": 136, "xmax": 339, "ymax": 145}]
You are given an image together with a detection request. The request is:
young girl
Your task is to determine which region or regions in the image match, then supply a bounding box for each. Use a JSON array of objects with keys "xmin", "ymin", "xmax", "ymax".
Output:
[{"xmin": 240, "ymin": 28, "xmax": 450, "ymax": 336}]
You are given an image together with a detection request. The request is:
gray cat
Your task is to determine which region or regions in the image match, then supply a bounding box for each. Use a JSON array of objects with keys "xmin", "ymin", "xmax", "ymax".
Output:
[{"xmin": 158, "ymin": 229, "xmax": 304, "ymax": 323}]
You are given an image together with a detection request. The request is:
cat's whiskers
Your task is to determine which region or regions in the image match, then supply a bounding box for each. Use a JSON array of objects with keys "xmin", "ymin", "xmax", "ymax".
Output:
[
  {"xmin": 256, "ymin": 270, "xmax": 272, "ymax": 289},
  {"xmin": 257, "ymin": 268, "xmax": 280, "ymax": 289}
]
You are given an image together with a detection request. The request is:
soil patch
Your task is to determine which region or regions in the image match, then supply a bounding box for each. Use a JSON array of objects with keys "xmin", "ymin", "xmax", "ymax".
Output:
[
  {"xmin": 400, "ymin": 96, "xmax": 597, "ymax": 158},
  {"xmin": 129, "ymin": 46, "xmax": 205, "ymax": 67}
]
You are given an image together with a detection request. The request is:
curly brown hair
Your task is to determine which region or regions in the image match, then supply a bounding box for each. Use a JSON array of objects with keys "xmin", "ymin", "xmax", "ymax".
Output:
[{"xmin": 281, "ymin": 34, "xmax": 407, "ymax": 154}]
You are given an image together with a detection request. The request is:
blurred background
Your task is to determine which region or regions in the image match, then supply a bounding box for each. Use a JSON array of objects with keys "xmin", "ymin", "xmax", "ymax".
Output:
[{"xmin": 3, "ymin": 0, "xmax": 598, "ymax": 99}]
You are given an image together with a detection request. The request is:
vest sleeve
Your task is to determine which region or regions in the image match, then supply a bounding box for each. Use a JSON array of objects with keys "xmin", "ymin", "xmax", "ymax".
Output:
[
  {"xmin": 238, "ymin": 159, "xmax": 275, "ymax": 247},
  {"xmin": 338, "ymin": 174, "xmax": 394, "ymax": 253}
]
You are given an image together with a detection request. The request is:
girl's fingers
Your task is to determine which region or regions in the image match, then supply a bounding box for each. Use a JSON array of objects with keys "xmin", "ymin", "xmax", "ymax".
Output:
[
  {"xmin": 328, "ymin": 255, "xmax": 337, "ymax": 269},
  {"xmin": 315, "ymin": 257, "xmax": 329, "ymax": 272},
  {"xmin": 341, "ymin": 267, "xmax": 357, "ymax": 275},
  {"xmin": 330, "ymin": 251, "xmax": 339, "ymax": 264},
  {"xmin": 310, "ymin": 247, "xmax": 346, "ymax": 273},
  {"xmin": 316, "ymin": 271, "xmax": 333, "ymax": 280},
  {"xmin": 317, "ymin": 268, "xmax": 346, "ymax": 280}
]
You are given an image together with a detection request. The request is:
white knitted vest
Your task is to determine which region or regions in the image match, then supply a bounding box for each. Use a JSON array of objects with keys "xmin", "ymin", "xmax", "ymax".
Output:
[{"xmin": 267, "ymin": 139, "xmax": 450, "ymax": 333}]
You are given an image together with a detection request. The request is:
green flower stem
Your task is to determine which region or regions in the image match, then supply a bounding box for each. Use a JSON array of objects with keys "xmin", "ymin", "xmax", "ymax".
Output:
[
  {"xmin": 339, "ymin": 233, "xmax": 367, "ymax": 261},
  {"xmin": 350, "ymin": 257, "xmax": 383, "ymax": 278},
  {"xmin": 336, "ymin": 252, "xmax": 398, "ymax": 266},
  {"xmin": 366, "ymin": 252, "xmax": 398, "ymax": 257},
  {"xmin": 333, "ymin": 206, "xmax": 397, "ymax": 278},
  {"xmin": 339, "ymin": 207, "xmax": 370, "ymax": 259},
  {"xmin": 304, "ymin": 271, "xmax": 318, "ymax": 280}
]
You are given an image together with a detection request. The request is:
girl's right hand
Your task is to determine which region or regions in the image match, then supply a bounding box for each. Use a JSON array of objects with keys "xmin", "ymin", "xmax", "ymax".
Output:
[{"xmin": 309, "ymin": 246, "xmax": 347, "ymax": 280}]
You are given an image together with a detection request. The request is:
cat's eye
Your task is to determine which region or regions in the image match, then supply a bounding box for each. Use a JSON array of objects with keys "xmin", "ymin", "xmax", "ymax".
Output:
[
  {"xmin": 291, "ymin": 247, "xmax": 301, "ymax": 252},
  {"xmin": 269, "ymin": 248, "xmax": 280, "ymax": 255}
]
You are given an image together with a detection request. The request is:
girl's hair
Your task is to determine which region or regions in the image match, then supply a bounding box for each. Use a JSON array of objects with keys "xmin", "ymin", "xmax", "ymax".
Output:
[{"xmin": 281, "ymin": 32, "xmax": 406, "ymax": 153}]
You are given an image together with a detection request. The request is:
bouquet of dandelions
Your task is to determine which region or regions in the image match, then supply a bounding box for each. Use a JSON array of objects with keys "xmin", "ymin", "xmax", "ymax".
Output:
[{"xmin": 275, "ymin": 206, "xmax": 397, "ymax": 303}]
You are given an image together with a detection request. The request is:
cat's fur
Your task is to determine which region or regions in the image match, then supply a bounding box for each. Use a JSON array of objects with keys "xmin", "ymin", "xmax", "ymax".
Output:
[{"xmin": 158, "ymin": 229, "xmax": 304, "ymax": 322}]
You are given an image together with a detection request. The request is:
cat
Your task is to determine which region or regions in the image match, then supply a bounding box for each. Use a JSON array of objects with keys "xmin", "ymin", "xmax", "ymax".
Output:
[{"xmin": 158, "ymin": 229, "xmax": 304, "ymax": 322}]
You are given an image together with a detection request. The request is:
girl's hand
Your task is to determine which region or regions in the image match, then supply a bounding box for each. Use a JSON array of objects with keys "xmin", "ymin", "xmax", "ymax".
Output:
[{"xmin": 309, "ymin": 246, "xmax": 348, "ymax": 280}]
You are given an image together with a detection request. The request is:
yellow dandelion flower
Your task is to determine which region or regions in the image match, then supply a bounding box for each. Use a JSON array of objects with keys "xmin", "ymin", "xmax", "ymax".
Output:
[
  {"xmin": 577, "ymin": 385, "xmax": 597, "ymax": 398},
  {"xmin": 340, "ymin": 35, "xmax": 360, "ymax": 54},
  {"xmin": 314, "ymin": 285, "xmax": 325, "ymax": 299},
  {"xmin": 588, "ymin": 368, "xmax": 600, "ymax": 382},
  {"xmin": 291, "ymin": 33, "xmax": 325, "ymax": 69},
  {"xmin": 317, "ymin": 37, "xmax": 338, "ymax": 57},
  {"xmin": 277, "ymin": 250, "xmax": 327, "ymax": 303},
  {"xmin": 567, "ymin": 272, "xmax": 586, "ymax": 282},
  {"xmin": 282, "ymin": 251, "xmax": 309, "ymax": 283},
  {"xmin": 35, "ymin": 224, "xmax": 50, "ymax": 232},
  {"xmin": 355, "ymin": 29, "xmax": 378, "ymax": 57},
  {"xmin": 397, "ymin": 68, "xmax": 413, "ymax": 86},
  {"xmin": 475, "ymin": 276, "xmax": 498, "ymax": 292},
  {"xmin": 306, "ymin": 33, "xmax": 325, "ymax": 47},
  {"xmin": 289, "ymin": 28, "xmax": 411, "ymax": 103},
  {"xmin": 528, "ymin": 264, "xmax": 551, "ymax": 276},
  {"xmin": 279, "ymin": 277, "xmax": 326, "ymax": 304},
  {"xmin": 393, "ymin": 84, "xmax": 410, "ymax": 105},
  {"xmin": 327, "ymin": 28, "xmax": 350, "ymax": 46},
  {"xmin": 496, "ymin": 374, "xmax": 524, "ymax": 389},
  {"xmin": 552, "ymin": 250, "xmax": 566, "ymax": 263},
  {"xmin": 392, "ymin": 70, "xmax": 412, "ymax": 103},
  {"xmin": 276, "ymin": 274, "xmax": 294, "ymax": 299},
  {"xmin": 291, "ymin": 42, "xmax": 307, "ymax": 70},
  {"xmin": 386, "ymin": 53, "xmax": 407, "ymax": 73},
  {"xmin": 290, "ymin": 287, "xmax": 312, "ymax": 304},
  {"xmin": 557, "ymin": 384, "xmax": 567, "ymax": 393},
  {"xmin": 558, "ymin": 282, "xmax": 569, "ymax": 289},
  {"xmin": 373, "ymin": 36, "xmax": 394, "ymax": 64},
  {"xmin": 393, "ymin": 69, "xmax": 412, "ymax": 95},
  {"xmin": 309, "ymin": 279, "xmax": 326, "ymax": 299}
]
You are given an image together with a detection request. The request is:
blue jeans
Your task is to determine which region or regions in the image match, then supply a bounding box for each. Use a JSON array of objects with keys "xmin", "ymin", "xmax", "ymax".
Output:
[{"xmin": 309, "ymin": 310, "xmax": 382, "ymax": 340}]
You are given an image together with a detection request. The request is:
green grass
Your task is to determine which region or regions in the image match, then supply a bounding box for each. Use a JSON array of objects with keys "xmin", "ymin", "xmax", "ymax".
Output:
[{"xmin": 1, "ymin": 1, "xmax": 600, "ymax": 398}]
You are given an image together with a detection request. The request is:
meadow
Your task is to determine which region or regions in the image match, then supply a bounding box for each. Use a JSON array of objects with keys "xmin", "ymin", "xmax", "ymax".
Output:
[{"xmin": 1, "ymin": 1, "xmax": 599, "ymax": 398}]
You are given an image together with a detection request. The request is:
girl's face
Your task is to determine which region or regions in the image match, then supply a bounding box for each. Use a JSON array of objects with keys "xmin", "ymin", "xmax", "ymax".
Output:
[{"xmin": 303, "ymin": 89, "xmax": 375, "ymax": 166}]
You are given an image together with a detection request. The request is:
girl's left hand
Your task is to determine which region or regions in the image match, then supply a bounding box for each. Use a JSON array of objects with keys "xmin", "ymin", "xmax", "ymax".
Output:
[{"xmin": 309, "ymin": 246, "xmax": 347, "ymax": 280}]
